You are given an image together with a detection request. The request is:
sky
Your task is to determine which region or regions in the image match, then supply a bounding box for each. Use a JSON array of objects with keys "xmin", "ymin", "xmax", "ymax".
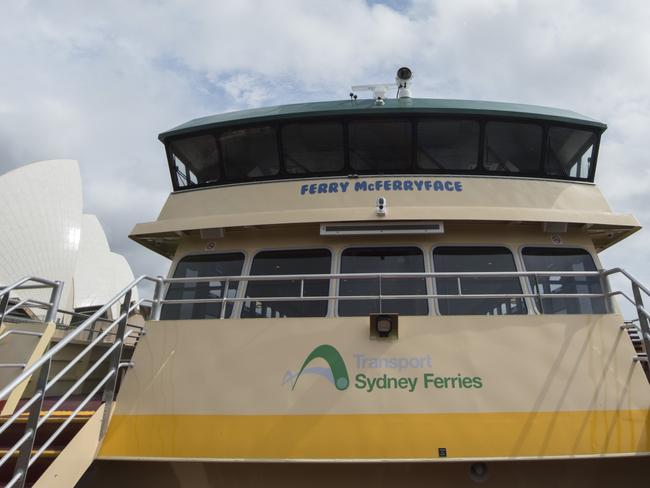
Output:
[{"xmin": 1, "ymin": 0, "xmax": 649, "ymax": 302}]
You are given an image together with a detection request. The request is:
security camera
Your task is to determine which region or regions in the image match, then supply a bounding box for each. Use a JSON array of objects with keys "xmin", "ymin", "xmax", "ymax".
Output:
[
  {"xmin": 396, "ymin": 67, "xmax": 412, "ymax": 82},
  {"xmin": 396, "ymin": 67, "xmax": 413, "ymax": 98},
  {"xmin": 376, "ymin": 196, "xmax": 387, "ymax": 216}
]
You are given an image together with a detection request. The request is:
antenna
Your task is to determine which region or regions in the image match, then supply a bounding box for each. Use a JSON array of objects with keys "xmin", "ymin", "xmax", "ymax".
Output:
[{"xmin": 351, "ymin": 67, "xmax": 413, "ymax": 104}]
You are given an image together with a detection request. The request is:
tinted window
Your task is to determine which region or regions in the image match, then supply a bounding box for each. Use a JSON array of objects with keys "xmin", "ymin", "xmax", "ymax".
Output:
[
  {"xmin": 349, "ymin": 119, "xmax": 412, "ymax": 171},
  {"xmin": 170, "ymin": 134, "xmax": 220, "ymax": 187},
  {"xmin": 546, "ymin": 127, "xmax": 596, "ymax": 179},
  {"xmin": 433, "ymin": 247, "xmax": 526, "ymax": 315},
  {"xmin": 241, "ymin": 249, "xmax": 331, "ymax": 318},
  {"xmin": 485, "ymin": 122, "xmax": 542, "ymax": 173},
  {"xmin": 417, "ymin": 120, "xmax": 479, "ymax": 171},
  {"xmin": 522, "ymin": 248, "xmax": 605, "ymax": 314},
  {"xmin": 221, "ymin": 126, "xmax": 279, "ymax": 180},
  {"xmin": 283, "ymin": 122, "xmax": 345, "ymax": 174},
  {"xmin": 161, "ymin": 253, "xmax": 244, "ymax": 320},
  {"xmin": 339, "ymin": 247, "xmax": 428, "ymax": 316}
]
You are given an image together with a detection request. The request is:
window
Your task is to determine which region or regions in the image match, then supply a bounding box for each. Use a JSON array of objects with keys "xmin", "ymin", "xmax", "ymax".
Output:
[
  {"xmin": 485, "ymin": 122, "xmax": 542, "ymax": 173},
  {"xmin": 417, "ymin": 120, "xmax": 479, "ymax": 171},
  {"xmin": 338, "ymin": 247, "xmax": 428, "ymax": 316},
  {"xmin": 433, "ymin": 247, "xmax": 526, "ymax": 315},
  {"xmin": 349, "ymin": 119, "xmax": 412, "ymax": 171},
  {"xmin": 283, "ymin": 122, "xmax": 345, "ymax": 174},
  {"xmin": 241, "ymin": 249, "xmax": 331, "ymax": 318},
  {"xmin": 161, "ymin": 253, "xmax": 244, "ymax": 320},
  {"xmin": 169, "ymin": 134, "xmax": 220, "ymax": 187},
  {"xmin": 522, "ymin": 247, "xmax": 605, "ymax": 314},
  {"xmin": 546, "ymin": 127, "xmax": 596, "ymax": 179},
  {"xmin": 221, "ymin": 126, "xmax": 279, "ymax": 180}
]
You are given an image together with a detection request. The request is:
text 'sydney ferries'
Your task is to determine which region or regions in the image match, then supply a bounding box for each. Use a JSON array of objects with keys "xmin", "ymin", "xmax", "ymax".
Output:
[{"xmin": 299, "ymin": 179, "xmax": 464, "ymax": 195}]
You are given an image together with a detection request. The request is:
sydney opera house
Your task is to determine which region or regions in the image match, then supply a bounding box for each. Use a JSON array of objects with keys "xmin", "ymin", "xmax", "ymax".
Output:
[{"xmin": 0, "ymin": 159, "xmax": 138, "ymax": 322}]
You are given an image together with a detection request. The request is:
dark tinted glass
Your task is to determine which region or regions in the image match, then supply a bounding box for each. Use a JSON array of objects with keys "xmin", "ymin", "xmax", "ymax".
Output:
[
  {"xmin": 349, "ymin": 119, "xmax": 412, "ymax": 171},
  {"xmin": 221, "ymin": 126, "xmax": 279, "ymax": 180},
  {"xmin": 241, "ymin": 249, "xmax": 331, "ymax": 318},
  {"xmin": 522, "ymin": 248, "xmax": 605, "ymax": 314},
  {"xmin": 485, "ymin": 122, "xmax": 542, "ymax": 173},
  {"xmin": 170, "ymin": 134, "xmax": 220, "ymax": 187},
  {"xmin": 339, "ymin": 247, "xmax": 428, "ymax": 316},
  {"xmin": 161, "ymin": 253, "xmax": 244, "ymax": 320},
  {"xmin": 417, "ymin": 120, "xmax": 479, "ymax": 170},
  {"xmin": 283, "ymin": 122, "xmax": 345, "ymax": 174},
  {"xmin": 546, "ymin": 127, "xmax": 596, "ymax": 179},
  {"xmin": 433, "ymin": 247, "xmax": 526, "ymax": 315}
]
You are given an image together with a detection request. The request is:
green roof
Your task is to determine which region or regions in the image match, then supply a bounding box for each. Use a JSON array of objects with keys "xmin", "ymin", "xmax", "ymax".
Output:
[{"xmin": 159, "ymin": 98, "xmax": 607, "ymax": 141}]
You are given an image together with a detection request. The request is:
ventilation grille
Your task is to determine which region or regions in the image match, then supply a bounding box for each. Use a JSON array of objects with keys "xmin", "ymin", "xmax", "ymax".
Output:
[{"xmin": 320, "ymin": 221, "xmax": 444, "ymax": 236}]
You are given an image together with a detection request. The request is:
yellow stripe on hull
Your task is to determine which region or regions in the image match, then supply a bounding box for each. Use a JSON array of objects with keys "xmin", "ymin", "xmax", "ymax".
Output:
[{"xmin": 99, "ymin": 409, "xmax": 650, "ymax": 460}]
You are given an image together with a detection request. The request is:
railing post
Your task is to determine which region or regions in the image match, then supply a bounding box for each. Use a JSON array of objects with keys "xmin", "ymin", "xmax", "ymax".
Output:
[
  {"xmin": 599, "ymin": 271, "xmax": 613, "ymax": 314},
  {"xmin": 0, "ymin": 292, "xmax": 9, "ymax": 323},
  {"xmin": 379, "ymin": 274, "xmax": 383, "ymax": 313},
  {"xmin": 219, "ymin": 280, "xmax": 230, "ymax": 320},
  {"xmin": 632, "ymin": 283, "xmax": 650, "ymax": 361},
  {"xmin": 12, "ymin": 357, "xmax": 51, "ymax": 488},
  {"xmin": 44, "ymin": 281, "xmax": 63, "ymax": 323},
  {"xmin": 150, "ymin": 278, "xmax": 163, "ymax": 321},
  {"xmin": 99, "ymin": 289, "xmax": 131, "ymax": 437}
]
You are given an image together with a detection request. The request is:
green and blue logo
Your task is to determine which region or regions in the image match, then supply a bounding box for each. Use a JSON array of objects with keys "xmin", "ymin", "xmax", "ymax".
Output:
[{"xmin": 284, "ymin": 344, "xmax": 350, "ymax": 391}]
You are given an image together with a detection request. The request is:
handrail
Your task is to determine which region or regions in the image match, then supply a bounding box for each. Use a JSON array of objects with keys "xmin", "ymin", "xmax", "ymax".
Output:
[
  {"xmin": 0, "ymin": 275, "xmax": 160, "ymax": 488},
  {"xmin": 0, "ymin": 276, "xmax": 63, "ymax": 324},
  {"xmin": 0, "ymin": 275, "xmax": 160, "ymax": 402}
]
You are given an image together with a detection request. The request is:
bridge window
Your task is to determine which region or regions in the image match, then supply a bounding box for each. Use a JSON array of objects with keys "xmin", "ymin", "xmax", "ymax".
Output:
[
  {"xmin": 161, "ymin": 253, "xmax": 244, "ymax": 320},
  {"xmin": 241, "ymin": 249, "xmax": 331, "ymax": 318},
  {"xmin": 522, "ymin": 247, "xmax": 605, "ymax": 314},
  {"xmin": 417, "ymin": 119, "xmax": 479, "ymax": 171},
  {"xmin": 485, "ymin": 122, "xmax": 542, "ymax": 174},
  {"xmin": 338, "ymin": 247, "xmax": 428, "ymax": 317},
  {"xmin": 283, "ymin": 122, "xmax": 345, "ymax": 174},
  {"xmin": 433, "ymin": 247, "xmax": 527, "ymax": 315},
  {"xmin": 546, "ymin": 127, "xmax": 596, "ymax": 180},
  {"xmin": 349, "ymin": 119, "xmax": 412, "ymax": 171},
  {"xmin": 221, "ymin": 126, "xmax": 279, "ymax": 180},
  {"xmin": 169, "ymin": 134, "xmax": 220, "ymax": 187}
]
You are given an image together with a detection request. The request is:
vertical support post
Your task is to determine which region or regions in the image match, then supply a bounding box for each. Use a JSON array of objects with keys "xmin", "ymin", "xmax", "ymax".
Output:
[
  {"xmin": 599, "ymin": 271, "xmax": 613, "ymax": 314},
  {"xmin": 44, "ymin": 281, "xmax": 63, "ymax": 323},
  {"xmin": 632, "ymin": 283, "xmax": 650, "ymax": 361},
  {"xmin": 534, "ymin": 274, "xmax": 545, "ymax": 314},
  {"xmin": 12, "ymin": 358, "xmax": 51, "ymax": 488},
  {"xmin": 378, "ymin": 274, "xmax": 383, "ymax": 313},
  {"xmin": 0, "ymin": 292, "xmax": 10, "ymax": 323},
  {"xmin": 99, "ymin": 290, "xmax": 131, "ymax": 438},
  {"xmin": 150, "ymin": 278, "xmax": 164, "ymax": 321},
  {"xmin": 219, "ymin": 280, "xmax": 230, "ymax": 319}
]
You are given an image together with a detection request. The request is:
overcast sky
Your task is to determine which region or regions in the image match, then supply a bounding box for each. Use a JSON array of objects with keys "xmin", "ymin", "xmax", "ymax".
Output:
[{"xmin": 1, "ymin": 0, "xmax": 649, "ymax": 296}]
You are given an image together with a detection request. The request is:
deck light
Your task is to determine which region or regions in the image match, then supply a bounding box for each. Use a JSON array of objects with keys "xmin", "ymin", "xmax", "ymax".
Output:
[{"xmin": 370, "ymin": 313, "xmax": 398, "ymax": 339}]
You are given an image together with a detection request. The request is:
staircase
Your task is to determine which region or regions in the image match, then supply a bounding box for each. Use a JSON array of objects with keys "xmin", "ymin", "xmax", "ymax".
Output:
[{"xmin": 0, "ymin": 276, "xmax": 159, "ymax": 488}]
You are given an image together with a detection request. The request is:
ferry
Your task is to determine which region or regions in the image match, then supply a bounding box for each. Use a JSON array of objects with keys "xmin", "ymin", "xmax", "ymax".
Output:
[{"xmin": 1, "ymin": 67, "xmax": 649, "ymax": 487}]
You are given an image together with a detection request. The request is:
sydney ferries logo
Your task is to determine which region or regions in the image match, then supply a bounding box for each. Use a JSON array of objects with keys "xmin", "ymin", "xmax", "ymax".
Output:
[
  {"xmin": 284, "ymin": 344, "xmax": 484, "ymax": 393},
  {"xmin": 283, "ymin": 344, "xmax": 350, "ymax": 391}
]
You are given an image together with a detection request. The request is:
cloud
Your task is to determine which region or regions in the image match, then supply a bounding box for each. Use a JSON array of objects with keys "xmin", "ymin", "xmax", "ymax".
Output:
[{"xmin": 1, "ymin": 0, "xmax": 649, "ymax": 302}]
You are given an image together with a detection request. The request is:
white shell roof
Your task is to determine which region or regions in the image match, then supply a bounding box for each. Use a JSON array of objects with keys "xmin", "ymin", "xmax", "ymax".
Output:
[
  {"xmin": 74, "ymin": 214, "xmax": 138, "ymax": 318},
  {"xmin": 0, "ymin": 159, "xmax": 82, "ymax": 311},
  {"xmin": 0, "ymin": 160, "xmax": 137, "ymax": 319}
]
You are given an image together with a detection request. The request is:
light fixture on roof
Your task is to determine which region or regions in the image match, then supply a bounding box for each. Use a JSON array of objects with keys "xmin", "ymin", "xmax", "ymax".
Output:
[{"xmin": 351, "ymin": 66, "xmax": 414, "ymax": 104}]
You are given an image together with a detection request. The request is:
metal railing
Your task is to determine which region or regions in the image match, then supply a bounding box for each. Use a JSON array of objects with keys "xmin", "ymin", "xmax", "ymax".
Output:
[
  {"xmin": 0, "ymin": 275, "xmax": 162, "ymax": 488},
  {"xmin": 1, "ymin": 268, "xmax": 649, "ymax": 486},
  {"xmin": 0, "ymin": 277, "xmax": 63, "ymax": 325}
]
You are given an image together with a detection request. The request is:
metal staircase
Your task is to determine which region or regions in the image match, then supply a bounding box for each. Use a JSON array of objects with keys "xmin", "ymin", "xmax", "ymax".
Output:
[{"xmin": 0, "ymin": 276, "xmax": 161, "ymax": 488}]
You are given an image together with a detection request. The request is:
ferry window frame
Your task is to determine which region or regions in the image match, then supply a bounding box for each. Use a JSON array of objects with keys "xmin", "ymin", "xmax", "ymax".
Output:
[
  {"xmin": 240, "ymin": 247, "xmax": 333, "ymax": 319},
  {"xmin": 161, "ymin": 251, "xmax": 247, "ymax": 320},
  {"xmin": 164, "ymin": 114, "xmax": 603, "ymax": 191},
  {"xmin": 519, "ymin": 245, "xmax": 606, "ymax": 315},
  {"xmin": 337, "ymin": 245, "xmax": 429, "ymax": 317},
  {"xmin": 431, "ymin": 245, "xmax": 528, "ymax": 316}
]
